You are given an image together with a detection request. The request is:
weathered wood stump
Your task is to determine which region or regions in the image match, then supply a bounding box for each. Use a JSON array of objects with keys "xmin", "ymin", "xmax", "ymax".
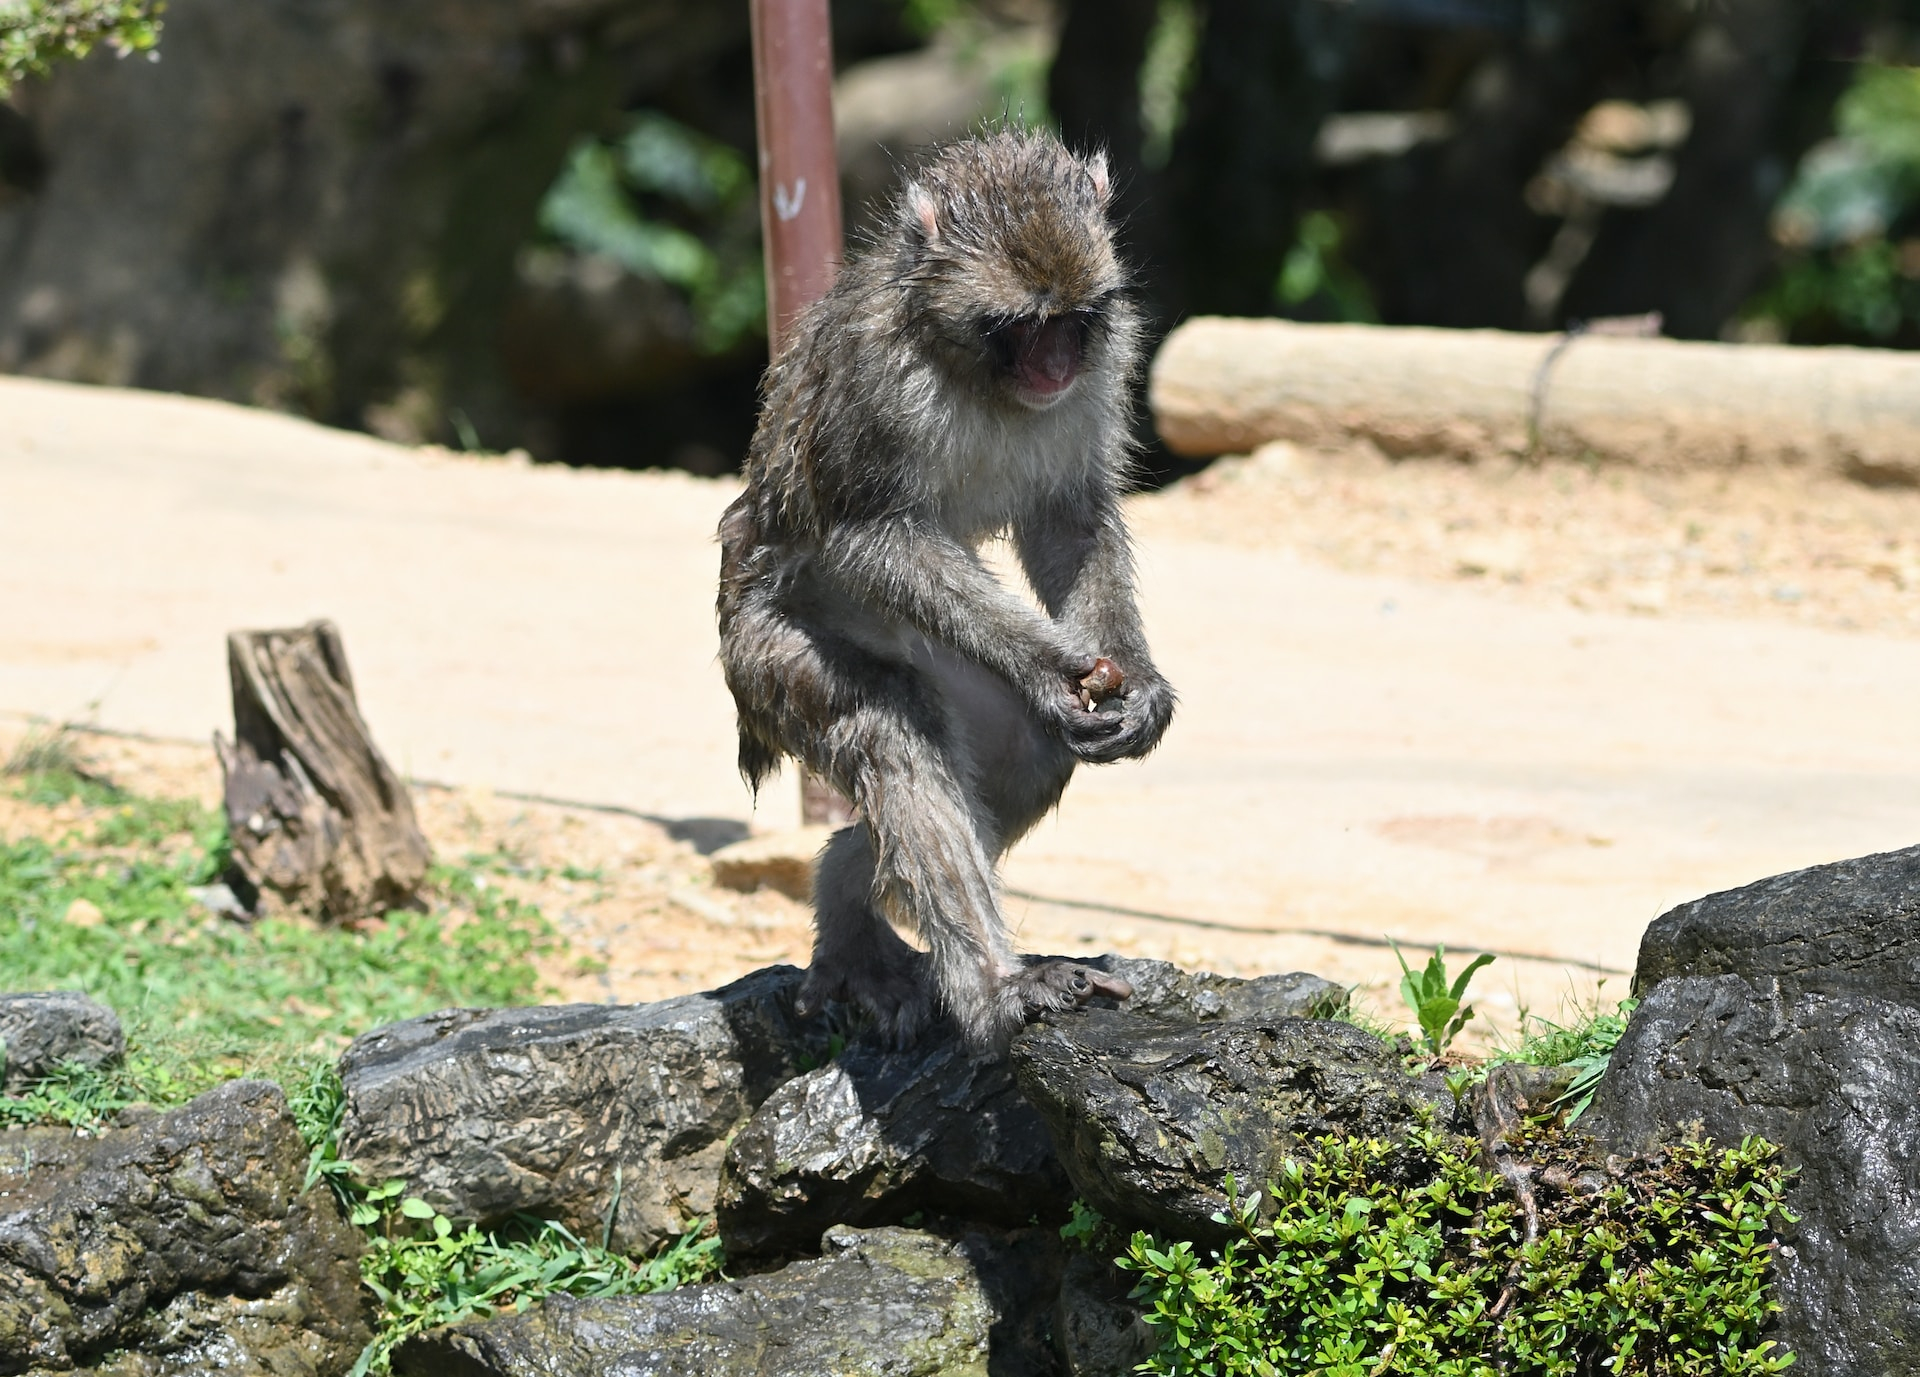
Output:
[{"xmin": 214, "ymin": 620, "xmax": 431, "ymax": 922}]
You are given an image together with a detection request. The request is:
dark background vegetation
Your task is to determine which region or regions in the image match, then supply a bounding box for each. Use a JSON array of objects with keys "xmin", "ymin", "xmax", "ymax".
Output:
[{"xmin": 2, "ymin": 0, "xmax": 1918, "ymax": 476}]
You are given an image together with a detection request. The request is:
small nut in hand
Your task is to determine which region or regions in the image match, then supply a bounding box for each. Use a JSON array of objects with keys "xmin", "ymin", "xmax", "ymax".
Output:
[{"xmin": 1078, "ymin": 656, "xmax": 1125, "ymax": 710}]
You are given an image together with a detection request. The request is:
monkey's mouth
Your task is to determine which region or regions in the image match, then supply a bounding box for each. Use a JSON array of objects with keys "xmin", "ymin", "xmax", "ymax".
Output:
[{"xmin": 993, "ymin": 315, "xmax": 1086, "ymax": 408}]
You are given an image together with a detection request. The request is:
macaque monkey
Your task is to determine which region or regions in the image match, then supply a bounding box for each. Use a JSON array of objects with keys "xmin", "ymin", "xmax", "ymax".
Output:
[{"xmin": 717, "ymin": 128, "xmax": 1174, "ymax": 1051}]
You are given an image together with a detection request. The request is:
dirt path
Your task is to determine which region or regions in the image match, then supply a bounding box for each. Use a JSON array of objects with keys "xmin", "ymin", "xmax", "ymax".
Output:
[{"xmin": 4, "ymin": 375, "xmax": 1918, "ymax": 1041}]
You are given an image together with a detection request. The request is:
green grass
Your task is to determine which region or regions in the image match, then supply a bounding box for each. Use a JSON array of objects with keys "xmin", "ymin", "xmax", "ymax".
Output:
[
  {"xmin": 0, "ymin": 762, "xmax": 556, "ymax": 1113},
  {"xmin": 350, "ymin": 1210, "xmax": 721, "ymax": 1376},
  {"xmin": 1489, "ymin": 995, "xmax": 1640, "ymax": 1121},
  {"xmin": 1, "ymin": 762, "xmax": 718, "ymax": 1375},
  {"xmin": 290, "ymin": 1058, "xmax": 719, "ymax": 1376}
]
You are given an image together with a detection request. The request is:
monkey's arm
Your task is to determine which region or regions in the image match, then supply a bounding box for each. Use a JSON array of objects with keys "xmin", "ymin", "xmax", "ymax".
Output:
[
  {"xmin": 816, "ymin": 515, "xmax": 1123, "ymax": 748},
  {"xmin": 1013, "ymin": 495, "xmax": 1175, "ymax": 763}
]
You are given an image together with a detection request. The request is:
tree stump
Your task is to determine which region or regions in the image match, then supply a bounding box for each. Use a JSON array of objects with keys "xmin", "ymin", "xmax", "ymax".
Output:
[{"xmin": 214, "ymin": 620, "xmax": 431, "ymax": 922}]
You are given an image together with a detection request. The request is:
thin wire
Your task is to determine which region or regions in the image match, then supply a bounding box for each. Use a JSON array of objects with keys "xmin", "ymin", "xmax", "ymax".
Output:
[{"xmin": 1005, "ymin": 887, "xmax": 1630, "ymax": 975}]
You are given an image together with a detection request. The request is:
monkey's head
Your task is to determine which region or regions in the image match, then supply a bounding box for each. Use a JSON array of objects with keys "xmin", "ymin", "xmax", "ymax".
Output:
[{"xmin": 893, "ymin": 129, "xmax": 1132, "ymax": 413}]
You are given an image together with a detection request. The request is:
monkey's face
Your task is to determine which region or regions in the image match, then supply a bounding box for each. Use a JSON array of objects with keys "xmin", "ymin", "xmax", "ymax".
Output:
[{"xmin": 895, "ymin": 129, "xmax": 1131, "ymax": 413}]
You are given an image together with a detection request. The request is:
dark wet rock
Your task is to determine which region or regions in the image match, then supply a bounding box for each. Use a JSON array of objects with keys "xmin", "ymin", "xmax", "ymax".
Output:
[
  {"xmin": 335, "ymin": 965, "xmax": 828, "ymax": 1253},
  {"xmin": 715, "ymin": 960, "xmax": 1345, "ymax": 1258},
  {"xmin": 1054, "ymin": 1252, "xmax": 1155, "ymax": 1376},
  {"xmin": 0, "ymin": 991, "xmax": 124, "ymax": 1091},
  {"xmin": 1094, "ymin": 957, "xmax": 1346, "ymax": 1023},
  {"xmin": 716, "ymin": 1033, "xmax": 1069, "ymax": 1258},
  {"xmin": 0, "ymin": 1078, "xmax": 370, "ymax": 1376},
  {"xmin": 393, "ymin": 1224, "xmax": 1058, "ymax": 1377},
  {"xmin": 1590, "ymin": 844, "xmax": 1920, "ymax": 1377},
  {"xmin": 1012, "ymin": 1010, "xmax": 1454, "ymax": 1241}
]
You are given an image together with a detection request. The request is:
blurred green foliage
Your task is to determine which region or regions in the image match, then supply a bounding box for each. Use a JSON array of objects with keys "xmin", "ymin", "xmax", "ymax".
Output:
[
  {"xmin": 539, "ymin": 111, "xmax": 766, "ymax": 354},
  {"xmin": 1277, "ymin": 211, "xmax": 1379, "ymax": 324},
  {"xmin": 1748, "ymin": 64, "xmax": 1920, "ymax": 344},
  {"xmin": 1139, "ymin": 0, "xmax": 1199, "ymax": 170},
  {"xmin": 0, "ymin": 0, "xmax": 162, "ymax": 98}
]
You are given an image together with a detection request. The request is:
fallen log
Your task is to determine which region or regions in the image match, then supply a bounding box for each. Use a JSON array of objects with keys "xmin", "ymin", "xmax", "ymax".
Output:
[
  {"xmin": 214, "ymin": 620, "xmax": 430, "ymax": 922},
  {"xmin": 1150, "ymin": 318, "xmax": 1920, "ymax": 486}
]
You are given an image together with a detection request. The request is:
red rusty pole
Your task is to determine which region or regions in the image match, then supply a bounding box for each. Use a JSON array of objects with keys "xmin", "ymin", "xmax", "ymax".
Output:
[
  {"xmin": 751, "ymin": 0, "xmax": 852, "ymax": 825},
  {"xmin": 751, "ymin": 0, "xmax": 844, "ymax": 351}
]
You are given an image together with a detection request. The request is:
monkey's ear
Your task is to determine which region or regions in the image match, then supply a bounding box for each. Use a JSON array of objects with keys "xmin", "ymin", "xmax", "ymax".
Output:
[
  {"xmin": 1085, "ymin": 151, "xmax": 1112, "ymax": 205},
  {"xmin": 905, "ymin": 184, "xmax": 941, "ymax": 246}
]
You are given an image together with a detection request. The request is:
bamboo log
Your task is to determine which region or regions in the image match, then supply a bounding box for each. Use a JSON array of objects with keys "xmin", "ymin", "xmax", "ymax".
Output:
[{"xmin": 1150, "ymin": 318, "xmax": 1920, "ymax": 486}]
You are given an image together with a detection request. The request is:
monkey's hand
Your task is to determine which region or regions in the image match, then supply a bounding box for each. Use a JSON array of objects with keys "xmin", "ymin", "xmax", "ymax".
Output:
[{"xmin": 1065, "ymin": 662, "xmax": 1174, "ymax": 765}]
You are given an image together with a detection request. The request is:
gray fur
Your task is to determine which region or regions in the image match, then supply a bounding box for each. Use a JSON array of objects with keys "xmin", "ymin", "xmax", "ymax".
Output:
[{"xmin": 717, "ymin": 128, "xmax": 1174, "ymax": 1051}]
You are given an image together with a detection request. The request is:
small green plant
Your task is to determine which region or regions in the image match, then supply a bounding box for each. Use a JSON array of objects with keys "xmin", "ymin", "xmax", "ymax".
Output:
[
  {"xmin": 0, "ymin": 0, "xmax": 163, "ymax": 97},
  {"xmin": 1061, "ymin": 1198, "xmax": 1110, "ymax": 1251},
  {"xmin": 1745, "ymin": 64, "xmax": 1920, "ymax": 346},
  {"xmin": 1492, "ymin": 995, "xmax": 1639, "ymax": 1121},
  {"xmin": 350, "ymin": 1211, "xmax": 722, "ymax": 1376},
  {"xmin": 1392, "ymin": 942, "xmax": 1495, "ymax": 1058},
  {"xmin": 1122, "ymin": 1124, "xmax": 1798, "ymax": 1376}
]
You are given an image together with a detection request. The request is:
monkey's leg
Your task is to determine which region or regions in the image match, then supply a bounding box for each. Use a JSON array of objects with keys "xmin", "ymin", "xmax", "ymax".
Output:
[
  {"xmin": 914, "ymin": 648, "xmax": 1134, "ymax": 1045},
  {"xmin": 796, "ymin": 822, "xmax": 933, "ymax": 1044}
]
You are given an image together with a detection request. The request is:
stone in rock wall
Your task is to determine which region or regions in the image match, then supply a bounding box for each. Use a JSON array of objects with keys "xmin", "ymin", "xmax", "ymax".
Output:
[
  {"xmin": 393, "ymin": 1224, "xmax": 1061, "ymax": 1377},
  {"xmin": 0, "ymin": 1079, "xmax": 370, "ymax": 1376},
  {"xmin": 1054, "ymin": 1251, "xmax": 1156, "ymax": 1376},
  {"xmin": 0, "ymin": 991, "xmax": 124, "ymax": 1092},
  {"xmin": 1590, "ymin": 843, "xmax": 1920, "ymax": 1377},
  {"xmin": 1013, "ymin": 1009, "xmax": 1455, "ymax": 1242},
  {"xmin": 1096, "ymin": 957, "xmax": 1346, "ymax": 1024},
  {"xmin": 334, "ymin": 965, "xmax": 829, "ymax": 1254},
  {"xmin": 716, "ymin": 958, "xmax": 1348, "ymax": 1258},
  {"xmin": 717, "ymin": 1031, "xmax": 1068, "ymax": 1258}
]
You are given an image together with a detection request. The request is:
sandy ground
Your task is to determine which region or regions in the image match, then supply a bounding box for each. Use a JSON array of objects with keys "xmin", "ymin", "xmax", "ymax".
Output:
[
  {"xmin": 4, "ymin": 375, "xmax": 1919, "ymax": 1044},
  {"xmin": 1147, "ymin": 441, "xmax": 1920, "ymax": 637}
]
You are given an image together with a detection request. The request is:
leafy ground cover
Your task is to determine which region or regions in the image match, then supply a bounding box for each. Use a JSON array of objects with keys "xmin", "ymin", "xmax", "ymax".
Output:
[{"xmin": 1114, "ymin": 1124, "xmax": 1796, "ymax": 1377}]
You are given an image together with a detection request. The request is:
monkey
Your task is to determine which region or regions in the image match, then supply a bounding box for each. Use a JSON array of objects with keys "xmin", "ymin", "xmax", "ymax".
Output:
[{"xmin": 716, "ymin": 128, "xmax": 1174, "ymax": 1052}]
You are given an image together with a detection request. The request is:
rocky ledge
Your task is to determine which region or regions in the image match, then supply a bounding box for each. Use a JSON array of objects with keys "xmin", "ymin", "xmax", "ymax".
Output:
[{"xmin": 2, "ymin": 845, "xmax": 1915, "ymax": 1375}]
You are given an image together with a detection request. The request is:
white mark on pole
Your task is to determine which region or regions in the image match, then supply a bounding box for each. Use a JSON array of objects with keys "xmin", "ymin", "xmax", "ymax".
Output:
[{"xmin": 773, "ymin": 179, "xmax": 807, "ymax": 222}]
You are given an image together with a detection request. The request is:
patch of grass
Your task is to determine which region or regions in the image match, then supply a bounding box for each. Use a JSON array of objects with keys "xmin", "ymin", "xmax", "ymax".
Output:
[
  {"xmin": 1, "ymin": 771, "xmax": 557, "ymax": 1117},
  {"xmin": 1492, "ymin": 995, "xmax": 1640, "ymax": 1121},
  {"xmin": 282, "ymin": 1051, "xmax": 723, "ymax": 1377},
  {"xmin": 2, "ymin": 767, "xmax": 716, "ymax": 1377},
  {"xmin": 349, "ymin": 1211, "xmax": 722, "ymax": 1376},
  {"xmin": 1122, "ymin": 1121, "xmax": 1797, "ymax": 1377}
]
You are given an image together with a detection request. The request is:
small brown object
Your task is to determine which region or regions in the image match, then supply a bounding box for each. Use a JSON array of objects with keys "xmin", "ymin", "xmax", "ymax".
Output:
[
  {"xmin": 215, "ymin": 620, "xmax": 431, "ymax": 923},
  {"xmin": 1078, "ymin": 657, "xmax": 1125, "ymax": 710}
]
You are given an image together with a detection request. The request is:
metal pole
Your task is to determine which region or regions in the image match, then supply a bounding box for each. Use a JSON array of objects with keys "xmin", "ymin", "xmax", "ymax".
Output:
[
  {"xmin": 751, "ymin": 0, "xmax": 844, "ymax": 352},
  {"xmin": 750, "ymin": 0, "xmax": 853, "ymax": 826}
]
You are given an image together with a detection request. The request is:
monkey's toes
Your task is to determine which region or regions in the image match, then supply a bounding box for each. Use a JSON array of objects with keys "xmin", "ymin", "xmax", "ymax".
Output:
[{"xmin": 1008, "ymin": 958, "xmax": 1134, "ymax": 1013}]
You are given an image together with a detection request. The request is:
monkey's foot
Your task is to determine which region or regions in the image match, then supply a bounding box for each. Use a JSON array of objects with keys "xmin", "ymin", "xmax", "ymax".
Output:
[
  {"xmin": 1003, "ymin": 957, "xmax": 1135, "ymax": 1017},
  {"xmin": 795, "ymin": 947, "xmax": 935, "ymax": 1048}
]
